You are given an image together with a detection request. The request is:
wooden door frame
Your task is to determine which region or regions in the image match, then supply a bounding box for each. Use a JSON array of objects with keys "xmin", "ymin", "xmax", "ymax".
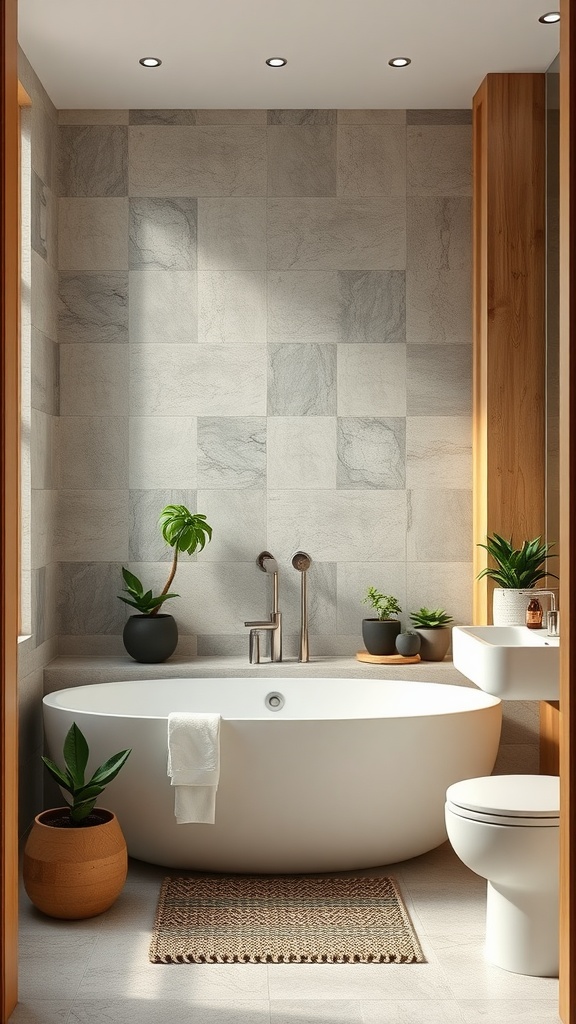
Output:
[{"xmin": 1, "ymin": 0, "xmax": 20, "ymax": 1018}]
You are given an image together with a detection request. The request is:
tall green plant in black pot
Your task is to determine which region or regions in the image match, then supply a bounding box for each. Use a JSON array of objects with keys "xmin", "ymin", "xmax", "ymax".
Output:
[
  {"xmin": 361, "ymin": 588, "xmax": 402, "ymax": 655},
  {"xmin": 119, "ymin": 505, "xmax": 212, "ymax": 663}
]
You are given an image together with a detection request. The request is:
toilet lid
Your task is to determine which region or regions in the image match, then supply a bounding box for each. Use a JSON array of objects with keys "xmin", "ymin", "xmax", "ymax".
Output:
[{"xmin": 446, "ymin": 774, "xmax": 559, "ymax": 826}]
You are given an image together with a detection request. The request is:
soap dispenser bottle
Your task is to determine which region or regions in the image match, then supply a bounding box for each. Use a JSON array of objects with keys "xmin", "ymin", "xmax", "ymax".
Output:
[{"xmin": 526, "ymin": 596, "xmax": 543, "ymax": 629}]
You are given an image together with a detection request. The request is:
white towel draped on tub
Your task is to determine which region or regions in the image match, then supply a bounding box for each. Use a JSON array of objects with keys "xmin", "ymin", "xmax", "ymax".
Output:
[{"xmin": 167, "ymin": 712, "xmax": 221, "ymax": 824}]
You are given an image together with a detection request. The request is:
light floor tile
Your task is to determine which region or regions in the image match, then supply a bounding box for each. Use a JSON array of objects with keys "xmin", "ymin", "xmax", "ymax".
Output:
[
  {"xmin": 19, "ymin": 934, "xmax": 98, "ymax": 1000},
  {"xmin": 270, "ymin": 1000, "xmax": 362, "ymax": 1024},
  {"xmin": 267, "ymin": 962, "xmax": 453, "ymax": 1000},
  {"xmin": 69, "ymin": 999, "xmax": 271, "ymax": 1024},
  {"xmin": 456, "ymin": 999, "xmax": 561, "ymax": 1023},
  {"xmin": 9, "ymin": 1001, "xmax": 73, "ymax": 1024},
  {"xmin": 361, "ymin": 1000, "xmax": 465, "ymax": 1024}
]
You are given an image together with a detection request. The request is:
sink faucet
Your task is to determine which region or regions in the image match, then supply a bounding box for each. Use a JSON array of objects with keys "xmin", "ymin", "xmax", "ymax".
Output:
[
  {"xmin": 244, "ymin": 552, "xmax": 282, "ymax": 663},
  {"xmin": 518, "ymin": 589, "xmax": 557, "ymax": 612}
]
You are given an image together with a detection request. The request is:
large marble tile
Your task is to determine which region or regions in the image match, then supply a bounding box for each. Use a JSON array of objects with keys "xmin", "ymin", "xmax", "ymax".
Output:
[
  {"xmin": 30, "ymin": 408, "xmax": 57, "ymax": 489},
  {"xmin": 129, "ymin": 197, "xmax": 197, "ymax": 270},
  {"xmin": 198, "ymin": 271, "xmax": 267, "ymax": 344},
  {"xmin": 19, "ymin": 934, "xmax": 98, "ymax": 1001},
  {"xmin": 337, "ymin": 417, "xmax": 405, "ymax": 489},
  {"xmin": 129, "ymin": 489, "xmax": 197, "ymax": 561},
  {"xmin": 406, "ymin": 562, "xmax": 473, "ymax": 627},
  {"xmin": 336, "ymin": 561, "xmax": 407, "ymax": 634},
  {"xmin": 267, "ymin": 270, "xmax": 405, "ymax": 345},
  {"xmin": 268, "ymin": 110, "xmax": 337, "ymax": 125},
  {"xmin": 337, "ymin": 126, "xmax": 406, "ymax": 197},
  {"xmin": 129, "ymin": 109, "xmax": 197, "ymax": 125},
  {"xmin": 337, "ymin": 110, "xmax": 406, "ymax": 125},
  {"xmin": 361, "ymin": 1001, "xmax": 466, "ymax": 1024},
  {"xmin": 59, "ymin": 109, "xmax": 129, "ymax": 125},
  {"xmin": 58, "ymin": 198, "xmax": 129, "ymax": 272},
  {"xmin": 58, "ymin": 126, "xmax": 128, "ymax": 197},
  {"xmin": 197, "ymin": 416, "xmax": 267, "ymax": 488},
  {"xmin": 58, "ymin": 273, "xmax": 129, "ymax": 344},
  {"xmin": 407, "ymin": 489, "xmax": 472, "ymax": 562},
  {"xmin": 59, "ymin": 416, "xmax": 128, "ymax": 489},
  {"xmin": 271, "ymin": 1000, "xmax": 361, "ymax": 1024},
  {"xmin": 267, "ymin": 417, "xmax": 337, "ymax": 489},
  {"xmin": 406, "ymin": 344, "xmax": 472, "ymax": 415},
  {"xmin": 70, "ymin": 999, "xmax": 271, "ymax": 1024},
  {"xmin": 31, "ymin": 250, "xmax": 58, "ymax": 341},
  {"xmin": 31, "ymin": 171, "xmax": 57, "ymax": 265},
  {"xmin": 57, "ymin": 562, "xmax": 127, "ymax": 635},
  {"xmin": 197, "ymin": 198, "xmax": 267, "ymax": 271},
  {"xmin": 267, "ymin": 198, "xmax": 405, "ymax": 271},
  {"xmin": 432, "ymin": 935, "xmax": 559, "ymax": 1000},
  {"xmin": 128, "ymin": 271, "xmax": 197, "ymax": 344},
  {"xmin": 60, "ymin": 344, "xmax": 129, "ymax": 415},
  {"xmin": 128, "ymin": 416, "xmax": 197, "ymax": 489},
  {"xmin": 406, "ymin": 197, "xmax": 472, "ymax": 345},
  {"xmin": 267, "ymin": 962, "xmax": 453, "ymax": 1000},
  {"xmin": 129, "ymin": 344, "xmax": 267, "ymax": 416},
  {"xmin": 31, "ymin": 329, "xmax": 59, "ymax": 414},
  {"xmin": 337, "ymin": 344, "xmax": 406, "ymax": 417},
  {"xmin": 407, "ymin": 125, "xmax": 472, "ymax": 197},
  {"xmin": 198, "ymin": 110, "xmax": 267, "ymax": 125},
  {"xmin": 56, "ymin": 490, "xmax": 129, "ymax": 562},
  {"xmin": 267, "ymin": 489, "xmax": 407, "ymax": 562},
  {"xmin": 128, "ymin": 126, "xmax": 267, "ymax": 196},
  {"xmin": 30, "ymin": 489, "xmax": 57, "ymax": 569},
  {"xmin": 455, "ymin": 1000, "xmax": 560, "ymax": 1023},
  {"xmin": 267, "ymin": 126, "xmax": 337, "ymax": 197},
  {"xmin": 196, "ymin": 489, "xmax": 267, "ymax": 562},
  {"xmin": 268, "ymin": 344, "xmax": 337, "ymax": 416},
  {"xmin": 406, "ymin": 416, "xmax": 472, "ymax": 489},
  {"xmin": 407, "ymin": 109, "xmax": 472, "ymax": 125}
]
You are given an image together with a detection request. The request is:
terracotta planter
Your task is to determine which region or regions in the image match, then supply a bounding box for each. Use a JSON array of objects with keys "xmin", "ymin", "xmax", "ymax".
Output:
[
  {"xmin": 361, "ymin": 618, "xmax": 401, "ymax": 656},
  {"xmin": 414, "ymin": 627, "xmax": 452, "ymax": 662},
  {"xmin": 23, "ymin": 807, "xmax": 127, "ymax": 919}
]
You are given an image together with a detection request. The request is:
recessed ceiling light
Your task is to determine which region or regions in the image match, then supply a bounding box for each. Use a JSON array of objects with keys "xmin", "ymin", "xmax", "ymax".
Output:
[
  {"xmin": 538, "ymin": 11, "xmax": 560, "ymax": 22},
  {"xmin": 388, "ymin": 57, "xmax": 411, "ymax": 68},
  {"xmin": 139, "ymin": 57, "xmax": 162, "ymax": 67},
  {"xmin": 266, "ymin": 57, "xmax": 287, "ymax": 67}
]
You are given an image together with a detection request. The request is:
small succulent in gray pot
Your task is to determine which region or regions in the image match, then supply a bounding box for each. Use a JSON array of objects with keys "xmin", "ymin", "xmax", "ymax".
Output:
[
  {"xmin": 409, "ymin": 607, "xmax": 454, "ymax": 662},
  {"xmin": 361, "ymin": 588, "xmax": 402, "ymax": 656},
  {"xmin": 395, "ymin": 631, "xmax": 421, "ymax": 658},
  {"xmin": 119, "ymin": 505, "xmax": 212, "ymax": 663}
]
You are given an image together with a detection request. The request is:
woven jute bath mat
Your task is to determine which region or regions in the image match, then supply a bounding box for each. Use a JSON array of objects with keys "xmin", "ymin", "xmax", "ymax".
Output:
[{"xmin": 149, "ymin": 874, "xmax": 424, "ymax": 964}]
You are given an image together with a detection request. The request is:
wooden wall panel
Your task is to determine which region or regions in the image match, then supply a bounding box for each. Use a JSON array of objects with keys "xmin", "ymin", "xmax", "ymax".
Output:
[
  {"xmin": 1, "ymin": 0, "xmax": 19, "ymax": 1018},
  {"xmin": 472, "ymin": 74, "xmax": 547, "ymax": 625},
  {"xmin": 559, "ymin": 0, "xmax": 576, "ymax": 1018}
]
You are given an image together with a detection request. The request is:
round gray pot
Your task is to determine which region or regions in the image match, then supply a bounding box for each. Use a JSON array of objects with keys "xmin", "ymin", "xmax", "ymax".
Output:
[
  {"xmin": 361, "ymin": 619, "xmax": 401, "ymax": 656},
  {"xmin": 415, "ymin": 627, "xmax": 451, "ymax": 662},
  {"xmin": 395, "ymin": 631, "xmax": 421, "ymax": 657},
  {"xmin": 123, "ymin": 614, "xmax": 178, "ymax": 663}
]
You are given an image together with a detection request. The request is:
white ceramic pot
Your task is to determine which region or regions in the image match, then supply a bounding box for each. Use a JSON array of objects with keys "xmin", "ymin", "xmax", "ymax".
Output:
[{"xmin": 492, "ymin": 588, "xmax": 531, "ymax": 626}]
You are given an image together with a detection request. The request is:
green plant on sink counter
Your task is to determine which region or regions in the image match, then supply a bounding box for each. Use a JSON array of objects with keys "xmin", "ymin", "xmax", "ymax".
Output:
[
  {"xmin": 409, "ymin": 607, "xmax": 454, "ymax": 629},
  {"xmin": 118, "ymin": 504, "xmax": 213, "ymax": 663},
  {"xmin": 361, "ymin": 588, "xmax": 402, "ymax": 656},
  {"xmin": 476, "ymin": 533, "xmax": 558, "ymax": 588},
  {"xmin": 362, "ymin": 588, "xmax": 402, "ymax": 621},
  {"xmin": 409, "ymin": 607, "xmax": 453, "ymax": 662}
]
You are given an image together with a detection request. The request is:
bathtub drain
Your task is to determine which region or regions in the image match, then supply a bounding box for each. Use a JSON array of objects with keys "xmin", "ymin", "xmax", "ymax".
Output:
[{"xmin": 265, "ymin": 691, "xmax": 285, "ymax": 712}]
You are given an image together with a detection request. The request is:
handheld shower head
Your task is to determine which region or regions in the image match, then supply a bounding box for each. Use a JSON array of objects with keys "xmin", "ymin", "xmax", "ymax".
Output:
[
  {"xmin": 291, "ymin": 551, "xmax": 312, "ymax": 572},
  {"xmin": 257, "ymin": 551, "xmax": 278, "ymax": 574}
]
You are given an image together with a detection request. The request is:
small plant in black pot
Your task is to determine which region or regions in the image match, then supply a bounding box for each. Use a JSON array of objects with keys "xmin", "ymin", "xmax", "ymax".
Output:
[
  {"xmin": 409, "ymin": 607, "xmax": 454, "ymax": 661},
  {"xmin": 361, "ymin": 588, "xmax": 402, "ymax": 656},
  {"xmin": 119, "ymin": 504, "xmax": 213, "ymax": 663},
  {"xmin": 23, "ymin": 722, "xmax": 131, "ymax": 919}
]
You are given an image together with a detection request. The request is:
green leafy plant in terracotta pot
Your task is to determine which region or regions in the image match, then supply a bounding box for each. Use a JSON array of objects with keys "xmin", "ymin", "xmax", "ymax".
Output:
[
  {"xmin": 361, "ymin": 588, "xmax": 402, "ymax": 656},
  {"xmin": 476, "ymin": 533, "xmax": 558, "ymax": 626},
  {"xmin": 23, "ymin": 723, "xmax": 131, "ymax": 919},
  {"xmin": 119, "ymin": 504, "xmax": 213, "ymax": 663},
  {"xmin": 409, "ymin": 607, "xmax": 454, "ymax": 661}
]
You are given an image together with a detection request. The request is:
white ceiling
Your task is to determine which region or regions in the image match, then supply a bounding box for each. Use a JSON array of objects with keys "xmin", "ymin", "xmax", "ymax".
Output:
[{"xmin": 18, "ymin": 0, "xmax": 560, "ymax": 111}]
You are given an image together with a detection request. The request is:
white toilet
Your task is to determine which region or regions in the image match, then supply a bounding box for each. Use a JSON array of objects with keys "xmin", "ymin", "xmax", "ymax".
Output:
[{"xmin": 445, "ymin": 774, "xmax": 559, "ymax": 977}]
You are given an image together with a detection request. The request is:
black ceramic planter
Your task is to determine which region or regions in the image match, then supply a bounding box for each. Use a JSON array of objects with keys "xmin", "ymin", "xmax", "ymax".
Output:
[
  {"xmin": 122, "ymin": 614, "xmax": 178, "ymax": 663},
  {"xmin": 361, "ymin": 618, "xmax": 401, "ymax": 656}
]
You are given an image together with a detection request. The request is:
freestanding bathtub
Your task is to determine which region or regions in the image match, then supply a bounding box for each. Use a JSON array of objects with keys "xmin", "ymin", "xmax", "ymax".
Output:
[{"xmin": 43, "ymin": 677, "xmax": 501, "ymax": 873}]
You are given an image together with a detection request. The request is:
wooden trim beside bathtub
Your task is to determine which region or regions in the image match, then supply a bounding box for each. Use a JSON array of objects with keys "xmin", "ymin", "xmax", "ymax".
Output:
[
  {"xmin": 472, "ymin": 73, "xmax": 547, "ymax": 625},
  {"xmin": 560, "ymin": 0, "xmax": 576, "ymax": 1018},
  {"xmin": 1, "ymin": 0, "xmax": 20, "ymax": 1018}
]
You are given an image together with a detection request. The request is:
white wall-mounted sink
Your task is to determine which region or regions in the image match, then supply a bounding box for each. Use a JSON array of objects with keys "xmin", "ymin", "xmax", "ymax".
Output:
[{"xmin": 452, "ymin": 625, "xmax": 559, "ymax": 700}]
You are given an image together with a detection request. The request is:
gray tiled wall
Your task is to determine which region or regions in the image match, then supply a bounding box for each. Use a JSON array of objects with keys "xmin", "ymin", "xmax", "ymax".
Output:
[{"xmin": 56, "ymin": 107, "xmax": 474, "ymax": 658}]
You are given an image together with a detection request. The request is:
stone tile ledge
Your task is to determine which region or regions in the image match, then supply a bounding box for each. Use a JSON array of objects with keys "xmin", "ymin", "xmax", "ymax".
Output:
[{"xmin": 43, "ymin": 654, "xmax": 470, "ymax": 693}]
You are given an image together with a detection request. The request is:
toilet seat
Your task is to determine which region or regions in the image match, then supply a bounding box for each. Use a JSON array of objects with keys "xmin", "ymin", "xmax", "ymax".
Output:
[{"xmin": 446, "ymin": 774, "xmax": 559, "ymax": 828}]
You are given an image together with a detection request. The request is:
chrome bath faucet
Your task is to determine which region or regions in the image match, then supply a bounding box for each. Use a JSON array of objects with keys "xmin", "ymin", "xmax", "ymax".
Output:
[{"xmin": 244, "ymin": 551, "xmax": 282, "ymax": 664}]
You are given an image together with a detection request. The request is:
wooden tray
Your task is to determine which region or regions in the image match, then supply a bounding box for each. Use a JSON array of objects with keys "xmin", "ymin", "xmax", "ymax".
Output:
[{"xmin": 355, "ymin": 651, "xmax": 421, "ymax": 665}]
